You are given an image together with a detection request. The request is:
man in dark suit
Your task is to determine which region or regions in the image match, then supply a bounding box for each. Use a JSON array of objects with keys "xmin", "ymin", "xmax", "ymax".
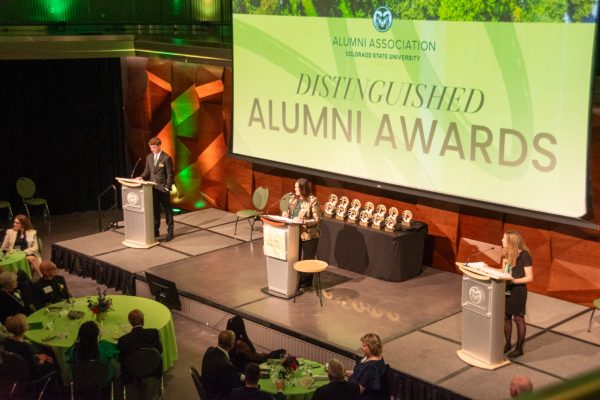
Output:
[
  {"xmin": 201, "ymin": 330, "xmax": 240, "ymax": 400},
  {"xmin": 312, "ymin": 358, "xmax": 360, "ymax": 400},
  {"xmin": 117, "ymin": 309, "xmax": 163, "ymax": 385},
  {"xmin": 138, "ymin": 137, "xmax": 175, "ymax": 241},
  {"xmin": 229, "ymin": 363, "xmax": 285, "ymax": 400}
]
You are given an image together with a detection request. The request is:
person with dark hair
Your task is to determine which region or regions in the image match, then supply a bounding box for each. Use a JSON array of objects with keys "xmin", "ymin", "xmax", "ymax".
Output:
[
  {"xmin": 137, "ymin": 137, "xmax": 175, "ymax": 241},
  {"xmin": 67, "ymin": 321, "xmax": 120, "ymax": 379},
  {"xmin": 1, "ymin": 313, "xmax": 55, "ymax": 379},
  {"xmin": 229, "ymin": 362, "xmax": 286, "ymax": 400},
  {"xmin": 313, "ymin": 358, "xmax": 360, "ymax": 400},
  {"xmin": 201, "ymin": 330, "xmax": 240, "ymax": 399},
  {"xmin": 34, "ymin": 261, "xmax": 71, "ymax": 307},
  {"xmin": 502, "ymin": 230, "xmax": 534, "ymax": 358},
  {"xmin": 282, "ymin": 178, "xmax": 321, "ymax": 287},
  {"xmin": 226, "ymin": 316, "xmax": 285, "ymax": 374},
  {"xmin": 118, "ymin": 309, "xmax": 163, "ymax": 384},
  {"xmin": 1, "ymin": 214, "xmax": 42, "ymax": 276},
  {"xmin": 346, "ymin": 333, "xmax": 387, "ymax": 400}
]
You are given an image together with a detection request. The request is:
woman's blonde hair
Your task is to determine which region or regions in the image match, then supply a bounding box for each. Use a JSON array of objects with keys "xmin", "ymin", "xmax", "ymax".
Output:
[
  {"xmin": 502, "ymin": 230, "xmax": 530, "ymax": 267},
  {"xmin": 5, "ymin": 313, "xmax": 28, "ymax": 336},
  {"xmin": 361, "ymin": 333, "xmax": 383, "ymax": 357}
]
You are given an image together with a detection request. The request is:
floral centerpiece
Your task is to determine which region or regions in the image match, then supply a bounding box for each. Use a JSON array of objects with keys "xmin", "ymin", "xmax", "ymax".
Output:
[
  {"xmin": 279, "ymin": 354, "xmax": 299, "ymax": 379},
  {"xmin": 87, "ymin": 287, "xmax": 114, "ymax": 323}
]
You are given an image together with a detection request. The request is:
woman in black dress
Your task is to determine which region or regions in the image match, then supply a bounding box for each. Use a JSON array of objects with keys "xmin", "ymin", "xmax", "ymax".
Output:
[{"xmin": 502, "ymin": 230, "xmax": 534, "ymax": 358}]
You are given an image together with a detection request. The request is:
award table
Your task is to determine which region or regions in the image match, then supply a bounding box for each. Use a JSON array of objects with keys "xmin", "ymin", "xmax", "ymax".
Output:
[
  {"xmin": 316, "ymin": 218, "xmax": 428, "ymax": 282},
  {"xmin": 25, "ymin": 295, "xmax": 178, "ymax": 382},
  {"xmin": 259, "ymin": 359, "xmax": 329, "ymax": 400},
  {"xmin": 0, "ymin": 250, "xmax": 31, "ymax": 278}
]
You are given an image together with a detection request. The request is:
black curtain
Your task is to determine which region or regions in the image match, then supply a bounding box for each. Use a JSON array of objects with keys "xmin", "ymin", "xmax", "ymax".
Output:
[{"xmin": 0, "ymin": 58, "xmax": 126, "ymax": 216}]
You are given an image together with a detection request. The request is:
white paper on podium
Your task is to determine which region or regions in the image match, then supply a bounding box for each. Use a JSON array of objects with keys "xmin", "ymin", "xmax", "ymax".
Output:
[
  {"xmin": 263, "ymin": 223, "xmax": 288, "ymax": 260},
  {"xmin": 116, "ymin": 177, "xmax": 157, "ymax": 187},
  {"xmin": 464, "ymin": 262, "xmax": 512, "ymax": 280}
]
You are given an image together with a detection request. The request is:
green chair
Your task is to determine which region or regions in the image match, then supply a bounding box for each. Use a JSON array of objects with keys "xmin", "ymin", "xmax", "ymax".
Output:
[
  {"xmin": 587, "ymin": 298, "xmax": 600, "ymax": 332},
  {"xmin": 16, "ymin": 177, "xmax": 50, "ymax": 219},
  {"xmin": 234, "ymin": 186, "xmax": 269, "ymax": 240},
  {"xmin": 0, "ymin": 201, "xmax": 13, "ymax": 220},
  {"xmin": 279, "ymin": 192, "xmax": 293, "ymax": 214}
]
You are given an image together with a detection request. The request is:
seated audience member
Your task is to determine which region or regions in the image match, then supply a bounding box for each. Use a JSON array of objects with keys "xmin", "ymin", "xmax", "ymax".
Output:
[
  {"xmin": 117, "ymin": 309, "xmax": 163, "ymax": 384},
  {"xmin": 510, "ymin": 375, "xmax": 533, "ymax": 398},
  {"xmin": 227, "ymin": 316, "xmax": 285, "ymax": 374},
  {"xmin": 34, "ymin": 261, "xmax": 71, "ymax": 307},
  {"xmin": 313, "ymin": 358, "xmax": 360, "ymax": 400},
  {"xmin": 1, "ymin": 215, "xmax": 42, "ymax": 277},
  {"xmin": 1, "ymin": 314, "xmax": 55, "ymax": 379},
  {"xmin": 16, "ymin": 270, "xmax": 38, "ymax": 314},
  {"xmin": 0, "ymin": 271, "xmax": 31, "ymax": 324},
  {"xmin": 201, "ymin": 330, "xmax": 240, "ymax": 400},
  {"xmin": 346, "ymin": 333, "xmax": 387, "ymax": 400},
  {"xmin": 67, "ymin": 321, "xmax": 120, "ymax": 380},
  {"xmin": 229, "ymin": 362, "xmax": 285, "ymax": 400}
]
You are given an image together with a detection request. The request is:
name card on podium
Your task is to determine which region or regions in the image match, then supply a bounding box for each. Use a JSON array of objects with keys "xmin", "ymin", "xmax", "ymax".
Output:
[{"xmin": 263, "ymin": 223, "xmax": 287, "ymax": 260}]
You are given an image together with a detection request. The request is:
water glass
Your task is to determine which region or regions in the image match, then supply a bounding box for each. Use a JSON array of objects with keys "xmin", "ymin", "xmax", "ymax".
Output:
[{"xmin": 14, "ymin": 245, "xmax": 21, "ymax": 252}]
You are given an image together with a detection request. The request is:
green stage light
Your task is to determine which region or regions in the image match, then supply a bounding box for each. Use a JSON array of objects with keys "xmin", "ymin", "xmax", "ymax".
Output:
[{"xmin": 194, "ymin": 200, "xmax": 206, "ymax": 209}]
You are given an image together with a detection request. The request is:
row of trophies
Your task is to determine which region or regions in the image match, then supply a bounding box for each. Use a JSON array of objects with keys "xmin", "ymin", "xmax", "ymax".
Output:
[{"xmin": 323, "ymin": 194, "xmax": 413, "ymax": 232}]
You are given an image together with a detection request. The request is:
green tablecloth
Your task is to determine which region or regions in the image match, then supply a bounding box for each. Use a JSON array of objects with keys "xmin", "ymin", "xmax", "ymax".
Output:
[
  {"xmin": 0, "ymin": 251, "xmax": 31, "ymax": 278},
  {"xmin": 26, "ymin": 295, "xmax": 178, "ymax": 382},
  {"xmin": 259, "ymin": 359, "xmax": 329, "ymax": 400}
]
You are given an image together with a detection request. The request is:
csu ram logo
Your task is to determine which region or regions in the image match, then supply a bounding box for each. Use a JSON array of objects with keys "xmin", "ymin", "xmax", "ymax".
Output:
[{"xmin": 372, "ymin": 6, "xmax": 393, "ymax": 32}]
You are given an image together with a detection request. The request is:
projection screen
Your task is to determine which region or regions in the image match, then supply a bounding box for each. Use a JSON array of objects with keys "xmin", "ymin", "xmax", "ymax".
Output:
[{"xmin": 231, "ymin": 2, "xmax": 598, "ymax": 219}]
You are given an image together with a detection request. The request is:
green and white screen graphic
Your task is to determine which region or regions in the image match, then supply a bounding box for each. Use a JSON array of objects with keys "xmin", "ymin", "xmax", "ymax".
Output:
[{"xmin": 232, "ymin": 2, "xmax": 597, "ymax": 218}]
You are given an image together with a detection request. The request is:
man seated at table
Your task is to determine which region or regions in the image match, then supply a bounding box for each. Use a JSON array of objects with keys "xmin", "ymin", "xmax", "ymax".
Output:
[
  {"xmin": 312, "ymin": 358, "xmax": 360, "ymax": 400},
  {"xmin": 117, "ymin": 309, "xmax": 163, "ymax": 384},
  {"xmin": 201, "ymin": 330, "xmax": 240, "ymax": 400},
  {"xmin": 34, "ymin": 261, "xmax": 71, "ymax": 307},
  {"xmin": 229, "ymin": 362, "xmax": 285, "ymax": 400}
]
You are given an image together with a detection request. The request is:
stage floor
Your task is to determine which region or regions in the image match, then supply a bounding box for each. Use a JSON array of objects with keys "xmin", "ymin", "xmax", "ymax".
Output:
[{"xmin": 53, "ymin": 209, "xmax": 600, "ymax": 399}]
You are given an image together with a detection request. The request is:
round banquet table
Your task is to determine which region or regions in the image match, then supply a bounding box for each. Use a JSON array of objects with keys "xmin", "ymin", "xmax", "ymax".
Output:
[
  {"xmin": 259, "ymin": 359, "xmax": 329, "ymax": 400},
  {"xmin": 0, "ymin": 250, "xmax": 31, "ymax": 278},
  {"xmin": 26, "ymin": 295, "xmax": 178, "ymax": 383}
]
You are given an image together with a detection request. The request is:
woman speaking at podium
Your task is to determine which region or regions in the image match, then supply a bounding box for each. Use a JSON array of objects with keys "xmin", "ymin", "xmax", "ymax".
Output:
[
  {"xmin": 282, "ymin": 178, "xmax": 321, "ymax": 288},
  {"xmin": 502, "ymin": 230, "xmax": 534, "ymax": 358}
]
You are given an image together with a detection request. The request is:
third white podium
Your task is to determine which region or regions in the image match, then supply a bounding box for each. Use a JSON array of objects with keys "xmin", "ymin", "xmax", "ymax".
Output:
[{"xmin": 456, "ymin": 262, "xmax": 512, "ymax": 370}]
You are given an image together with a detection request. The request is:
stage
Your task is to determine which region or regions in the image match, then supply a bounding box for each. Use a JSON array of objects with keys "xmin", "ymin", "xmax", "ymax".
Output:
[{"xmin": 51, "ymin": 209, "xmax": 600, "ymax": 399}]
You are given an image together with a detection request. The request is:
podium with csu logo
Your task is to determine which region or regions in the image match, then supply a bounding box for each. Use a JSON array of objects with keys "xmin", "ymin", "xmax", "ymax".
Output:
[
  {"xmin": 456, "ymin": 262, "xmax": 512, "ymax": 370},
  {"xmin": 116, "ymin": 177, "xmax": 158, "ymax": 248}
]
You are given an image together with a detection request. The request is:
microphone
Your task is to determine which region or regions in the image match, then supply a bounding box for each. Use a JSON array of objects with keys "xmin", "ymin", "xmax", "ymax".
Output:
[
  {"xmin": 465, "ymin": 246, "xmax": 495, "ymax": 267},
  {"xmin": 264, "ymin": 192, "xmax": 294, "ymax": 215},
  {"xmin": 130, "ymin": 158, "xmax": 142, "ymax": 178}
]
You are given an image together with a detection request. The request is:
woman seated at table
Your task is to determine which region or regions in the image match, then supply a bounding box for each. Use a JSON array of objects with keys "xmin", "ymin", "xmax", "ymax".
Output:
[
  {"xmin": 1, "ymin": 313, "xmax": 56, "ymax": 379},
  {"xmin": 226, "ymin": 316, "xmax": 285, "ymax": 374},
  {"xmin": 1, "ymin": 214, "xmax": 42, "ymax": 277},
  {"xmin": 34, "ymin": 261, "xmax": 71, "ymax": 307},
  {"xmin": 66, "ymin": 321, "xmax": 120, "ymax": 380},
  {"xmin": 0, "ymin": 271, "xmax": 33, "ymax": 324},
  {"xmin": 345, "ymin": 333, "xmax": 387, "ymax": 400}
]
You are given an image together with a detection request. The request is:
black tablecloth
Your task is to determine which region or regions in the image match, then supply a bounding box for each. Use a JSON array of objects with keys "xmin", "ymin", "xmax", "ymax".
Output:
[{"xmin": 316, "ymin": 218, "xmax": 428, "ymax": 282}]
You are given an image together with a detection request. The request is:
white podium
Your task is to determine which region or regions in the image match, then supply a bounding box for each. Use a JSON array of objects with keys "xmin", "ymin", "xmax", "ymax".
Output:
[
  {"xmin": 456, "ymin": 262, "xmax": 512, "ymax": 370},
  {"xmin": 261, "ymin": 215, "xmax": 300, "ymax": 299},
  {"xmin": 116, "ymin": 177, "xmax": 158, "ymax": 249}
]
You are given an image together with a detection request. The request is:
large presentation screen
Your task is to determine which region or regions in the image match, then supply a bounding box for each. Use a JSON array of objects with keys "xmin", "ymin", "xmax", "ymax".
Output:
[{"xmin": 231, "ymin": 2, "xmax": 598, "ymax": 218}]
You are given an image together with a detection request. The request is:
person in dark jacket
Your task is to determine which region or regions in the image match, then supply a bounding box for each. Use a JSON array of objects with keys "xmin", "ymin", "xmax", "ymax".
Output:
[
  {"xmin": 313, "ymin": 358, "xmax": 360, "ymax": 400},
  {"xmin": 201, "ymin": 330, "xmax": 240, "ymax": 400},
  {"xmin": 34, "ymin": 261, "xmax": 71, "ymax": 307},
  {"xmin": 117, "ymin": 309, "xmax": 163, "ymax": 384},
  {"xmin": 229, "ymin": 362, "xmax": 285, "ymax": 400}
]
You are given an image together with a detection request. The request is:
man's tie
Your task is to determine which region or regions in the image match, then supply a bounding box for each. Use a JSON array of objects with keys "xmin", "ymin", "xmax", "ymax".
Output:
[{"xmin": 154, "ymin": 154, "xmax": 158, "ymax": 166}]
